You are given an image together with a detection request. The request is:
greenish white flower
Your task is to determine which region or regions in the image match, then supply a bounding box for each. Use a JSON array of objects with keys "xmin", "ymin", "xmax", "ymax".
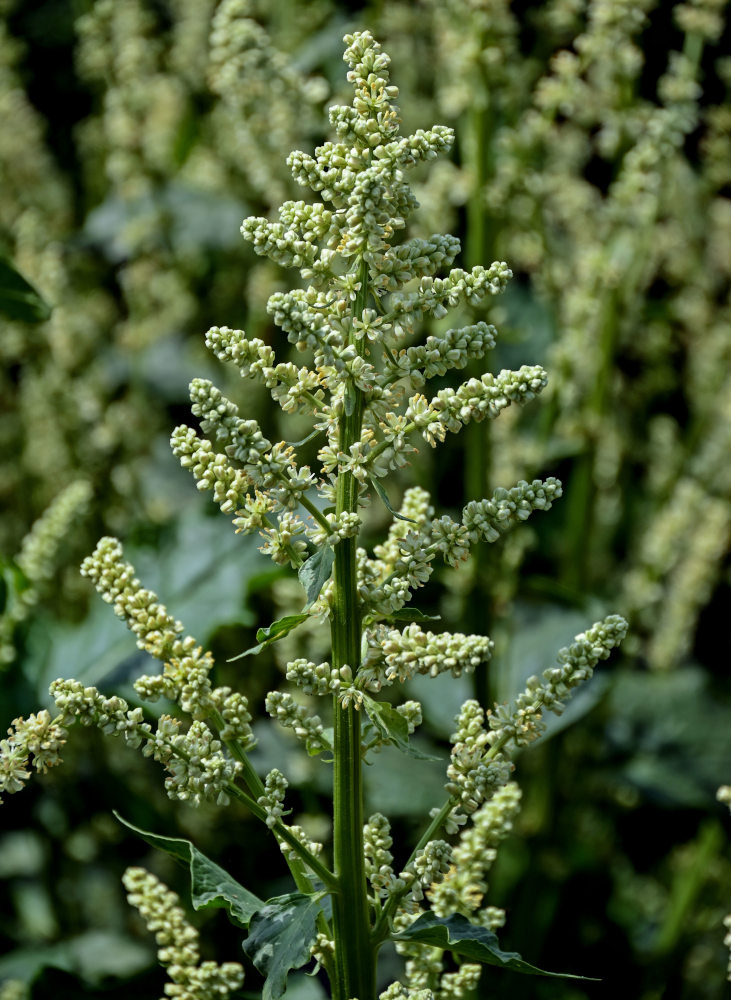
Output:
[
  {"xmin": 257, "ymin": 767, "xmax": 289, "ymax": 828},
  {"xmin": 265, "ymin": 690, "xmax": 330, "ymax": 755},
  {"xmin": 123, "ymin": 866, "xmax": 244, "ymax": 999}
]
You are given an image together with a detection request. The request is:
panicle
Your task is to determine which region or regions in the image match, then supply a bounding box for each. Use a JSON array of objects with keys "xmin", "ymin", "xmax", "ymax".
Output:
[{"xmin": 123, "ymin": 866, "xmax": 244, "ymax": 999}]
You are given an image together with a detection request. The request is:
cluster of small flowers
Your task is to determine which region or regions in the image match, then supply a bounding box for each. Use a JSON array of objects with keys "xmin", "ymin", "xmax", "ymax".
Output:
[
  {"xmin": 265, "ymin": 690, "xmax": 330, "ymax": 755},
  {"xmin": 123, "ymin": 866, "xmax": 244, "ymax": 1000},
  {"xmin": 379, "ymin": 982, "xmax": 434, "ymax": 1000},
  {"xmin": 278, "ymin": 825, "xmax": 324, "ymax": 868},
  {"xmin": 363, "ymin": 812, "xmax": 400, "ymax": 899},
  {"xmin": 486, "ymin": 615, "xmax": 628, "ymax": 750},
  {"xmin": 406, "ymin": 365, "xmax": 548, "ymax": 447},
  {"xmin": 373, "ymin": 234, "xmax": 461, "ymax": 293},
  {"xmin": 0, "ymin": 710, "xmax": 68, "ymax": 803},
  {"xmin": 311, "ymin": 931, "xmax": 335, "ymax": 969},
  {"xmin": 15, "ymin": 480, "xmax": 91, "ymax": 587},
  {"xmin": 189, "ymin": 377, "xmax": 272, "ymax": 466},
  {"xmin": 372, "ymin": 486, "xmax": 433, "ymax": 568},
  {"xmin": 645, "ymin": 495, "xmax": 729, "ymax": 670},
  {"xmin": 47, "ymin": 678, "xmax": 241, "ymax": 807},
  {"xmin": 170, "ymin": 424, "xmax": 252, "ymax": 517},
  {"xmin": 162, "ymin": 36, "xmax": 574, "ymax": 632},
  {"xmin": 285, "ymin": 658, "xmax": 334, "ymax": 696},
  {"xmin": 428, "ymin": 782, "xmax": 522, "ymax": 921},
  {"xmin": 206, "ymin": 0, "xmax": 327, "ymax": 205},
  {"xmin": 358, "ymin": 479, "xmax": 563, "ymax": 622},
  {"xmin": 257, "ymin": 768, "xmax": 289, "ymax": 828},
  {"xmin": 438, "ymin": 965, "xmax": 483, "ymax": 1000},
  {"xmin": 362, "ymin": 624, "xmax": 493, "ymax": 689},
  {"xmin": 309, "ymin": 511, "xmax": 362, "ymax": 548},
  {"xmin": 149, "ymin": 717, "xmax": 242, "ymax": 808},
  {"xmin": 81, "ymin": 536, "xmax": 183, "ymax": 651},
  {"xmin": 412, "ymin": 840, "xmax": 453, "ymax": 889},
  {"xmin": 1, "ymin": 480, "xmax": 91, "ymax": 666},
  {"xmin": 0, "ymin": 980, "xmax": 27, "ymax": 1000},
  {"xmin": 51, "ymin": 678, "xmax": 151, "ymax": 747},
  {"xmin": 387, "ymin": 263, "xmax": 511, "ymax": 336},
  {"xmin": 211, "ymin": 687, "xmax": 255, "ymax": 748},
  {"xmin": 401, "ymin": 322, "xmax": 497, "ymax": 384},
  {"xmin": 80, "ymin": 537, "xmax": 254, "ymax": 730},
  {"xmin": 446, "ymin": 700, "xmax": 514, "ymax": 816},
  {"xmin": 461, "ymin": 478, "xmax": 563, "ymax": 544},
  {"xmin": 396, "ymin": 700, "xmax": 423, "ymax": 733},
  {"xmin": 675, "ymin": 0, "xmax": 727, "ymax": 41}
]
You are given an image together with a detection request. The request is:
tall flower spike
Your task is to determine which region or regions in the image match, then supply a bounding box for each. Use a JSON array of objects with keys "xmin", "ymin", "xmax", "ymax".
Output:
[{"xmin": 0, "ymin": 30, "xmax": 633, "ymax": 1000}]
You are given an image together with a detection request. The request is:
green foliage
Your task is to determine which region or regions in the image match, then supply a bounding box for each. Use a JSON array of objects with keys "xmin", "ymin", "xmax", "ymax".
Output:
[
  {"xmin": 392, "ymin": 913, "xmax": 597, "ymax": 980},
  {"xmin": 115, "ymin": 813, "xmax": 264, "ymax": 926},
  {"xmin": 0, "ymin": 258, "xmax": 51, "ymax": 323},
  {"xmin": 243, "ymin": 892, "xmax": 330, "ymax": 1000}
]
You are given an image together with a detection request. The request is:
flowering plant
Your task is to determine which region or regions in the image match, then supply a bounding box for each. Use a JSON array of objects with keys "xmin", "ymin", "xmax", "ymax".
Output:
[{"xmin": 1, "ymin": 31, "xmax": 628, "ymax": 1000}]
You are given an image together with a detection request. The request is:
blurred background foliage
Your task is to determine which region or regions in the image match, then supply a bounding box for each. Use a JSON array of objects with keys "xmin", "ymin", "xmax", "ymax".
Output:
[{"xmin": 0, "ymin": 0, "xmax": 730, "ymax": 997}]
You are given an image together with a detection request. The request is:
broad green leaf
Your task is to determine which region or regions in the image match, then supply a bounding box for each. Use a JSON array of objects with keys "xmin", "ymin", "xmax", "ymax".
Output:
[
  {"xmin": 362, "ymin": 694, "xmax": 442, "ymax": 762},
  {"xmin": 229, "ymin": 613, "xmax": 310, "ymax": 660},
  {"xmin": 114, "ymin": 813, "xmax": 263, "ymax": 926},
  {"xmin": 605, "ymin": 667, "xmax": 731, "ymax": 808},
  {"xmin": 298, "ymin": 546, "xmax": 335, "ymax": 610},
  {"xmin": 392, "ymin": 913, "xmax": 599, "ymax": 980},
  {"xmin": 0, "ymin": 257, "xmax": 52, "ymax": 322},
  {"xmin": 369, "ymin": 477, "xmax": 417, "ymax": 523},
  {"xmin": 0, "ymin": 931, "xmax": 150, "ymax": 984},
  {"xmin": 243, "ymin": 892, "xmax": 327, "ymax": 1000},
  {"xmin": 385, "ymin": 608, "xmax": 441, "ymax": 623}
]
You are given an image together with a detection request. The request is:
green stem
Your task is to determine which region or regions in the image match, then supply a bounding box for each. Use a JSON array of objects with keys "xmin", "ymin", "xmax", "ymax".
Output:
[
  {"xmin": 561, "ymin": 288, "xmax": 617, "ymax": 591},
  {"xmin": 299, "ymin": 493, "xmax": 332, "ymax": 532},
  {"xmin": 462, "ymin": 91, "xmax": 497, "ymax": 711},
  {"xmin": 329, "ymin": 258, "xmax": 376, "ymax": 1000},
  {"xmin": 213, "ymin": 713, "xmax": 338, "ymax": 892}
]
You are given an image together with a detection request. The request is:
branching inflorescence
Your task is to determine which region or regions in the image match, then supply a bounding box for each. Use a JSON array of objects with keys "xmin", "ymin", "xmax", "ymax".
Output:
[{"xmin": 1, "ymin": 30, "xmax": 627, "ymax": 1000}]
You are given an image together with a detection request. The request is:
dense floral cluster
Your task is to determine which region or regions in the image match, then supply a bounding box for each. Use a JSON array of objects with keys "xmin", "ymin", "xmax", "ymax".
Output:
[
  {"xmin": 0, "ymin": 27, "xmax": 634, "ymax": 1000},
  {"xmin": 123, "ymin": 867, "xmax": 244, "ymax": 999},
  {"xmin": 0, "ymin": 480, "xmax": 91, "ymax": 667}
]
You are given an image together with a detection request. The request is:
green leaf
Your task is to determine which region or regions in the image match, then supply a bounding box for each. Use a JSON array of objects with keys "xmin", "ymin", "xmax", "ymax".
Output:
[
  {"xmin": 364, "ymin": 744, "xmax": 444, "ymax": 816},
  {"xmin": 243, "ymin": 892, "xmax": 327, "ymax": 1000},
  {"xmin": 385, "ymin": 608, "xmax": 441, "ymax": 623},
  {"xmin": 228, "ymin": 613, "xmax": 310, "ymax": 660},
  {"xmin": 0, "ymin": 257, "xmax": 52, "ymax": 323},
  {"xmin": 362, "ymin": 694, "xmax": 442, "ymax": 762},
  {"xmin": 298, "ymin": 546, "xmax": 335, "ymax": 610},
  {"xmin": 392, "ymin": 913, "xmax": 599, "ymax": 979},
  {"xmin": 0, "ymin": 931, "xmax": 151, "ymax": 984},
  {"xmin": 369, "ymin": 477, "xmax": 417, "ymax": 523},
  {"xmin": 114, "ymin": 813, "xmax": 263, "ymax": 926}
]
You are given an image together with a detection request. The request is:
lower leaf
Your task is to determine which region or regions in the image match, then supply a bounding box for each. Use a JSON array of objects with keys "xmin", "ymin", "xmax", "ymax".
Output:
[
  {"xmin": 243, "ymin": 891, "xmax": 328, "ymax": 1000},
  {"xmin": 391, "ymin": 912, "xmax": 599, "ymax": 980}
]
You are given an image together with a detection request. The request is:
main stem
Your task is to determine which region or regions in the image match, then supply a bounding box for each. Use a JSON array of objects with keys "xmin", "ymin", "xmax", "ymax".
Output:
[{"xmin": 330, "ymin": 259, "xmax": 376, "ymax": 1000}]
